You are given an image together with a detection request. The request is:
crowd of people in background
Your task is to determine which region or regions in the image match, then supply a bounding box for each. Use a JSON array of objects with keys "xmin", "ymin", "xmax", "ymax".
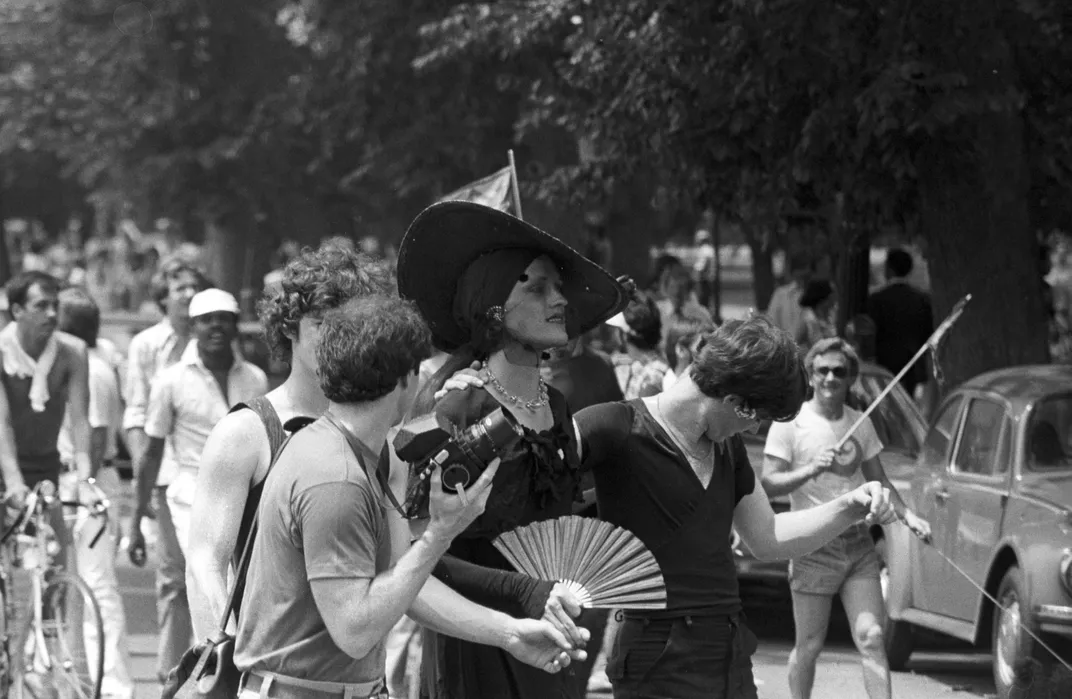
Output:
[{"xmin": 1, "ymin": 209, "xmax": 1070, "ymax": 698}]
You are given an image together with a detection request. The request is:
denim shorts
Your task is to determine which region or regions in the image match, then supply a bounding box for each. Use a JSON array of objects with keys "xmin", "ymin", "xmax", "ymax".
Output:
[
  {"xmin": 607, "ymin": 612, "xmax": 759, "ymax": 699},
  {"xmin": 788, "ymin": 524, "xmax": 881, "ymax": 595}
]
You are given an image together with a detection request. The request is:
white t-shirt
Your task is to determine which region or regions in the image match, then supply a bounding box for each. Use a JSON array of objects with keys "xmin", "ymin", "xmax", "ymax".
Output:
[
  {"xmin": 764, "ymin": 402, "xmax": 883, "ymax": 512},
  {"xmin": 59, "ymin": 347, "xmax": 122, "ymax": 464}
]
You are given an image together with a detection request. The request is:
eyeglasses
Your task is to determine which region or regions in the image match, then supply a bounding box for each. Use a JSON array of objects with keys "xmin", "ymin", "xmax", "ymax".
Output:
[{"xmin": 814, "ymin": 366, "xmax": 848, "ymax": 378}]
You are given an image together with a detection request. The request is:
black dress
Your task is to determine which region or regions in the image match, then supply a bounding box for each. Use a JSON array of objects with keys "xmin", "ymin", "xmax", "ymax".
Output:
[{"xmin": 421, "ymin": 386, "xmax": 586, "ymax": 699}]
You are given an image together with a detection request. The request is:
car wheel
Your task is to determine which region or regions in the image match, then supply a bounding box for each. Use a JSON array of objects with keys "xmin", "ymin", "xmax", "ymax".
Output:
[
  {"xmin": 876, "ymin": 538, "xmax": 914, "ymax": 670},
  {"xmin": 992, "ymin": 567, "xmax": 1035, "ymax": 698}
]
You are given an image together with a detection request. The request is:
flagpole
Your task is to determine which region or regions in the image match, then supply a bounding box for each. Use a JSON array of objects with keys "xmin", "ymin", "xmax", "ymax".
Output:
[
  {"xmin": 508, "ymin": 149, "xmax": 524, "ymax": 220},
  {"xmin": 835, "ymin": 293, "xmax": 972, "ymax": 451}
]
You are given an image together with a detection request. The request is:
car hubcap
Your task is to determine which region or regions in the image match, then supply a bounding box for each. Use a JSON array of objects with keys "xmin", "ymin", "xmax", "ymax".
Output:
[{"xmin": 995, "ymin": 593, "xmax": 1022, "ymax": 687}]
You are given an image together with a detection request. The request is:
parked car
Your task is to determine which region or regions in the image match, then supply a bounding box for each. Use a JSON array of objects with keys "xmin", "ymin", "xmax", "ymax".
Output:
[
  {"xmin": 884, "ymin": 365, "xmax": 1072, "ymax": 698},
  {"xmin": 733, "ymin": 361, "xmax": 928, "ymax": 584}
]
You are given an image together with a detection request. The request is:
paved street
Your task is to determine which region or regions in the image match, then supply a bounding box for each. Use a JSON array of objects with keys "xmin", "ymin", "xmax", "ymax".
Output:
[{"xmin": 116, "ymin": 556, "xmax": 998, "ymax": 699}]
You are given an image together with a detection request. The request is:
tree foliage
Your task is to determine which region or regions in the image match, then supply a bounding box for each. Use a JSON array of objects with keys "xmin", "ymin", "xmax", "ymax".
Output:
[{"xmin": 2, "ymin": 0, "xmax": 1068, "ymax": 382}]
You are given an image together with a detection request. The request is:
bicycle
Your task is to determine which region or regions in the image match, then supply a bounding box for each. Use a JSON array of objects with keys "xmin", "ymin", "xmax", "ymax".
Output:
[{"xmin": 0, "ymin": 479, "xmax": 110, "ymax": 699}]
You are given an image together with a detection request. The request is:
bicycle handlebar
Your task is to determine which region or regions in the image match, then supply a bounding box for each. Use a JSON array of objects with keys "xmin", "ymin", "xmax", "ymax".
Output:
[{"xmin": 1, "ymin": 480, "xmax": 112, "ymax": 549}]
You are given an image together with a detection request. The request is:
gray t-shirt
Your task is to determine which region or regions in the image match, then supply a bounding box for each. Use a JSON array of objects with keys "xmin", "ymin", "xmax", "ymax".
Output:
[{"xmin": 234, "ymin": 417, "xmax": 393, "ymax": 682}]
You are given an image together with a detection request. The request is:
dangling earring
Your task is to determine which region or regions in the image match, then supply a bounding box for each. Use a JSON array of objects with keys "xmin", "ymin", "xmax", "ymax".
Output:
[{"xmin": 486, "ymin": 306, "xmax": 504, "ymax": 323}]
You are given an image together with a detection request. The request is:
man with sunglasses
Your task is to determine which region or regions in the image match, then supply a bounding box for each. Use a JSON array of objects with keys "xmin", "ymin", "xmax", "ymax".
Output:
[{"xmin": 762, "ymin": 337, "xmax": 930, "ymax": 699}]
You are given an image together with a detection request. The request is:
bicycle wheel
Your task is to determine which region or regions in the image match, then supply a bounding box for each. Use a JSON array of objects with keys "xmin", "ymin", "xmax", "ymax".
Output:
[
  {"xmin": 12, "ymin": 572, "xmax": 104, "ymax": 699},
  {"xmin": 0, "ymin": 575, "xmax": 11, "ymax": 698}
]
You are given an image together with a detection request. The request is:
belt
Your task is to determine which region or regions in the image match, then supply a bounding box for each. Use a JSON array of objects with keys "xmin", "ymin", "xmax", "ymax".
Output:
[{"xmin": 241, "ymin": 671, "xmax": 388, "ymax": 699}]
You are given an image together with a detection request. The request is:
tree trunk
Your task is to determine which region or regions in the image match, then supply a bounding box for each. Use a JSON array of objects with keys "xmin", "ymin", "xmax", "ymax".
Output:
[
  {"xmin": 916, "ymin": 2, "xmax": 1049, "ymax": 392},
  {"xmin": 742, "ymin": 224, "xmax": 775, "ymax": 312},
  {"xmin": 202, "ymin": 215, "xmax": 247, "ymax": 299},
  {"xmin": 836, "ymin": 229, "xmax": 871, "ymax": 336}
]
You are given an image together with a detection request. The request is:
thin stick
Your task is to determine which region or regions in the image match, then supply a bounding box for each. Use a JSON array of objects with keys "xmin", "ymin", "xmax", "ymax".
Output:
[
  {"xmin": 508, "ymin": 150, "xmax": 524, "ymax": 220},
  {"xmin": 836, "ymin": 293, "xmax": 972, "ymax": 451}
]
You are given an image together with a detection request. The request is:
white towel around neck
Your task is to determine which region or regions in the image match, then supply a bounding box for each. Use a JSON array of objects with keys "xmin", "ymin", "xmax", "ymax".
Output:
[{"xmin": 0, "ymin": 323, "xmax": 58, "ymax": 412}]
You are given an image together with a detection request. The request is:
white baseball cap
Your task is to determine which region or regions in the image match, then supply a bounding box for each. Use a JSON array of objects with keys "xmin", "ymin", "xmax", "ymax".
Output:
[{"xmin": 188, "ymin": 288, "xmax": 240, "ymax": 319}]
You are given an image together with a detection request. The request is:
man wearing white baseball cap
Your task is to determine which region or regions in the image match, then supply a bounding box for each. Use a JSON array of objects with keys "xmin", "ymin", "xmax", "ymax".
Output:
[{"xmin": 130, "ymin": 288, "xmax": 268, "ymax": 573}]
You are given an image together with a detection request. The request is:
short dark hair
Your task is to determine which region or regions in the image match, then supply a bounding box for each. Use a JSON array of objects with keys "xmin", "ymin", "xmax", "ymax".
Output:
[
  {"xmin": 58, "ymin": 287, "xmax": 100, "ymax": 347},
  {"xmin": 6, "ymin": 271, "xmax": 60, "ymax": 309},
  {"xmin": 689, "ymin": 316, "xmax": 807, "ymax": 422},
  {"xmin": 885, "ymin": 248, "xmax": 914, "ymax": 278},
  {"xmin": 150, "ymin": 255, "xmax": 210, "ymax": 313},
  {"xmin": 259, "ymin": 244, "xmax": 395, "ymax": 363},
  {"xmin": 622, "ymin": 292, "xmax": 662, "ymax": 351},
  {"xmin": 316, "ymin": 296, "xmax": 432, "ymax": 404}
]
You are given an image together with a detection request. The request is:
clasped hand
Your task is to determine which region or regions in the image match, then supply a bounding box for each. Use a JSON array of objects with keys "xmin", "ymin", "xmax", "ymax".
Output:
[{"xmin": 847, "ymin": 481, "xmax": 898, "ymax": 527}]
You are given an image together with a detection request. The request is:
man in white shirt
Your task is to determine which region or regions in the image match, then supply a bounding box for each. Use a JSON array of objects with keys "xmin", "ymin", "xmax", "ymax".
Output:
[
  {"xmin": 761, "ymin": 338, "xmax": 930, "ymax": 699},
  {"xmin": 57, "ymin": 287, "xmax": 134, "ymax": 699},
  {"xmin": 131, "ymin": 288, "xmax": 268, "ymax": 560},
  {"xmin": 130, "ymin": 288, "xmax": 266, "ymax": 683},
  {"xmin": 122, "ymin": 256, "xmax": 207, "ymax": 683}
]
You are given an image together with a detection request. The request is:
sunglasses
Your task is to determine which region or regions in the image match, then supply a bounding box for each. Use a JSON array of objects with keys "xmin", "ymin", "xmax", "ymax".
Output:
[{"xmin": 814, "ymin": 366, "xmax": 848, "ymax": 378}]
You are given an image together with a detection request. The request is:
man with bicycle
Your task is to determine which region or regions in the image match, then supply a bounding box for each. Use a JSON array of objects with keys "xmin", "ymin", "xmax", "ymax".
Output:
[{"xmin": 0, "ymin": 271, "xmax": 92, "ymax": 567}]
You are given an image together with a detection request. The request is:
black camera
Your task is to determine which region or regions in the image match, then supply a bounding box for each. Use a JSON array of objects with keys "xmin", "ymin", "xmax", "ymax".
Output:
[{"xmin": 394, "ymin": 406, "xmax": 523, "ymax": 519}]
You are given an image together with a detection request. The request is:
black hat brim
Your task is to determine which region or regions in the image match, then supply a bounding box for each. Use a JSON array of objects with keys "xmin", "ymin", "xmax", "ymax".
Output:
[{"xmin": 398, "ymin": 201, "xmax": 627, "ymax": 352}]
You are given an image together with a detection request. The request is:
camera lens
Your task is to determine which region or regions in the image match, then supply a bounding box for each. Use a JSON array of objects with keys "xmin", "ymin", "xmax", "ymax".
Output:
[{"xmin": 441, "ymin": 464, "xmax": 472, "ymax": 492}]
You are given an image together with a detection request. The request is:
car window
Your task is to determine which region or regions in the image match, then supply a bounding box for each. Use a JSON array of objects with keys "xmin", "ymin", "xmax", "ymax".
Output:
[
  {"xmin": 953, "ymin": 398, "xmax": 1007, "ymax": 477},
  {"xmin": 856, "ymin": 375, "xmax": 922, "ymax": 455},
  {"xmin": 1026, "ymin": 394, "xmax": 1072, "ymax": 471},
  {"xmin": 922, "ymin": 396, "xmax": 963, "ymax": 466},
  {"xmin": 994, "ymin": 418, "xmax": 1012, "ymax": 474}
]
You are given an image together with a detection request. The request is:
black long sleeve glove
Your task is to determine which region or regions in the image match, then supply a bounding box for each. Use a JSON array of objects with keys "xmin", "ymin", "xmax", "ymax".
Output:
[{"xmin": 433, "ymin": 554, "xmax": 554, "ymax": 619}]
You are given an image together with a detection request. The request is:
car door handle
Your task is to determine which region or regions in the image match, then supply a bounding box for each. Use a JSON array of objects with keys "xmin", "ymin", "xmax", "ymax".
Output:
[{"xmin": 934, "ymin": 489, "xmax": 950, "ymax": 504}]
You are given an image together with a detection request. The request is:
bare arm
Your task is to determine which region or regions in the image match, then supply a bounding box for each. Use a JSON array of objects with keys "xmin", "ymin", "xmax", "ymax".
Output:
[
  {"xmin": 67, "ymin": 344, "xmax": 94, "ymax": 479},
  {"xmin": 0, "ymin": 381, "xmax": 25, "ymax": 498},
  {"xmin": 187, "ymin": 409, "xmax": 270, "ymax": 640},
  {"xmin": 310, "ymin": 458, "xmax": 499, "ymax": 661},
  {"xmin": 760, "ymin": 451, "xmax": 835, "ymax": 499},
  {"xmin": 133, "ymin": 437, "xmax": 165, "ymax": 520},
  {"xmin": 733, "ymin": 481, "xmax": 895, "ymax": 561},
  {"xmin": 861, "ymin": 456, "xmax": 931, "ymax": 539}
]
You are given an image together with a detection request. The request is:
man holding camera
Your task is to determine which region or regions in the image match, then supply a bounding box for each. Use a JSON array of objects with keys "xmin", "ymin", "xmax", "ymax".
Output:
[{"xmin": 234, "ymin": 296, "xmax": 582, "ymax": 699}]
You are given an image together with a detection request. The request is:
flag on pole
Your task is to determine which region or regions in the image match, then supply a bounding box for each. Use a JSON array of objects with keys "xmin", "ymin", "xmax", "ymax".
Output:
[
  {"xmin": 927, "ymin": 293, "xmax": 972, "ymax": 388},
  {"xmin": 438, "ymin": 166, "xmax": 515, "ymax": 213}
]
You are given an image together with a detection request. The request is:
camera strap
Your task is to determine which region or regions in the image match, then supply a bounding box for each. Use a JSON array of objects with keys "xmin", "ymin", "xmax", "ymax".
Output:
[{"xmin": 323, "ymin": 413, "xmax": 408, "ymax": 519}]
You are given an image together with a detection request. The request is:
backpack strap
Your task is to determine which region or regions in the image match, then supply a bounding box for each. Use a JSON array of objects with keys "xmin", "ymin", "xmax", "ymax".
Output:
[{"xmin": 230, "ymin": 396, "xmax": 287, "ymax": 457}]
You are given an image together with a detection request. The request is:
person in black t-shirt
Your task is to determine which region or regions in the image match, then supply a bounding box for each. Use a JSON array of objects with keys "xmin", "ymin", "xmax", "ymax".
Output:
[{"xmin": 441, "ymin": 316, "xmax": 900, "ymax": 698}]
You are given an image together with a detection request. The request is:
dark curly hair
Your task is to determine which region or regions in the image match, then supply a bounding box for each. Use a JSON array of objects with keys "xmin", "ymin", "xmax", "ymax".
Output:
[
  {"xmin": 258, "ymin": 244, "xmax": 395, "ymax": 363},
  {"xmin": 316, "ymin": 296, "xmax": 433, "ymax": 404},
  {"xmin": 689, "ymin": 316, "xmax": 807, "ymax": 422}
]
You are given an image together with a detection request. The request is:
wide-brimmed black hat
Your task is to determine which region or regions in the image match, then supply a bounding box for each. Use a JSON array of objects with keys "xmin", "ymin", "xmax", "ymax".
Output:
[{"xmin": 397, "ymin": 201, "xmax": 627, "ymax": 352}]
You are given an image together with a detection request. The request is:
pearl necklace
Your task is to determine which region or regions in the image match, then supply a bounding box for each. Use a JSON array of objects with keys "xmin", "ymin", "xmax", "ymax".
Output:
[{"xmin": 482, "ymin": 360, "xmax": 549, "ymax": 411}]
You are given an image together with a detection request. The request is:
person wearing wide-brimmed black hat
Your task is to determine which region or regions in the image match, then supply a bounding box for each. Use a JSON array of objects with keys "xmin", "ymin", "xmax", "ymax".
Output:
[{"xmin": 395, "ymin": 201, "xmax": 628, "ymax": 699}]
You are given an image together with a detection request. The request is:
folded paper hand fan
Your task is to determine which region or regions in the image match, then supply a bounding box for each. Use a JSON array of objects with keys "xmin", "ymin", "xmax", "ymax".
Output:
[{"xmin": 493, "ymin": 516, "xmax": 667, "ymax": 610}]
